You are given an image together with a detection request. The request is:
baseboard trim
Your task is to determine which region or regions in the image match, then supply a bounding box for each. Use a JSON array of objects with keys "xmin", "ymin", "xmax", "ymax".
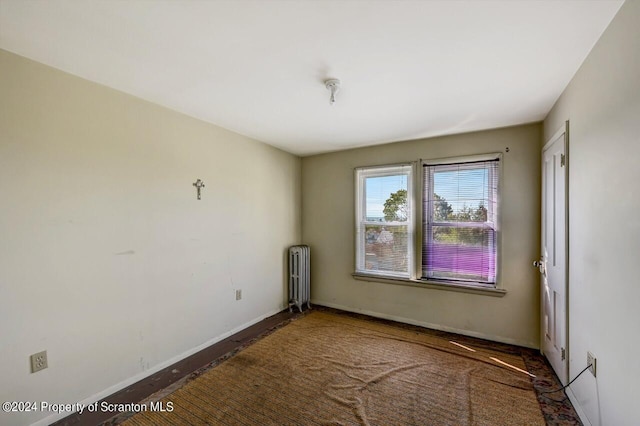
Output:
[
  {"xmin": 566, "ymin": 387, "xmax": 592, "ymax": 426},
  {"xmin": 32, "ymin": 307, "xmax": 284, "ymax": 426},
  {"xmin": 313, "ymin": 300, "xmax": 538, "ymax": 349}
]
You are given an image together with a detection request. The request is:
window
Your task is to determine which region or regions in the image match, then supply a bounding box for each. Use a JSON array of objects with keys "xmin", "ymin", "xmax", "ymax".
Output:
[
  {"xmin": 423, "ymin": 159, "xmax": 499, "ymax": 285},
  {"xmin": 354, "ymin": 155, "xmax": 501, "ymax": 289},
  {"xmin": 355, "ymin": 165, "xmax": 413, "ymax": 278}
]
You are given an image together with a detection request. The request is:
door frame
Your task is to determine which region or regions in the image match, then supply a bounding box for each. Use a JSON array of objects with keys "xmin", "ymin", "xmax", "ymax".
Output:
[{"xmin": 541, "ymin": 120, "xmax": 570, "ymax": 384}]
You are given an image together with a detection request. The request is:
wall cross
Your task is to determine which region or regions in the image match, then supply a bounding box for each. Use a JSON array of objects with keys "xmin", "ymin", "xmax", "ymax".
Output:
[{"xmin": 193, "ymin": 179, "xmax": 205, "ymax": 200}]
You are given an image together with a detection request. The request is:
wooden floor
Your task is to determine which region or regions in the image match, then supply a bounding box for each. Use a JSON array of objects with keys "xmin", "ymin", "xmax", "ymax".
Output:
[{"xmin": 52, "ymin": 309, "xmax": 301, "ymax": 426}]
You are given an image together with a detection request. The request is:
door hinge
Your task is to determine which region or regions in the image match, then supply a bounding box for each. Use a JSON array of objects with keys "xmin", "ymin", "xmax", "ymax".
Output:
[
  {"xmin": 560, "ymin": 154, "xmax": 566, "ymax": 167},
  {"xmin": 561, "ymin": 347, "xmax": 566, "ymax": 360}
]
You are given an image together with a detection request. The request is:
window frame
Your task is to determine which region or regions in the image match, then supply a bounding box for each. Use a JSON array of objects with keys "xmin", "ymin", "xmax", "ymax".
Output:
[
  {"xmin": 421, "ymin": 155, "xmax": 501, "ymax": 287},
  {"xmin": 353, "ymin": 153, "xmax": 502, "ymax": 292},
  {"xmin": 354, "ymin": 163, "xmax": 415, "ymax": 279}
]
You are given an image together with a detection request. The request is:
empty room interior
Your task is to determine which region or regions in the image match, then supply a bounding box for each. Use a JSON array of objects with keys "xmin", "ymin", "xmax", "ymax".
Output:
[{"xmin": 1, "ymin": 1, "xmax": 639, "ymax": 425}]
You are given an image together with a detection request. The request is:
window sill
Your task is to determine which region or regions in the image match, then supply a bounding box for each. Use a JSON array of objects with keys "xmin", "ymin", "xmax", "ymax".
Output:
[{"xmin": 351, "ymin": 273, "xmax": 507, "ymax": 297}]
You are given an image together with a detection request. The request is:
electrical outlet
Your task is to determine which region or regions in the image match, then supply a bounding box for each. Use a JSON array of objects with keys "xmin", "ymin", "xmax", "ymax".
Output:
[
  {"xmin": 235, "ymin": 289, "xmax": 242, "ymax": 301},
  {"xmin": 30, "ymin": 351, "xmax": 48, "ymax": 373},
  {"xmin": 587, "ymin": 351, "xmax": 597, "ymax": 377}
]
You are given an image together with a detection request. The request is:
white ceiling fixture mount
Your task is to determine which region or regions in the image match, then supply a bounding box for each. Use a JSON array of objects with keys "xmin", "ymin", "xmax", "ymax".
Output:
[{"xmin": 325, "ymin": 79, "xmax": 341, "ymax": 105}]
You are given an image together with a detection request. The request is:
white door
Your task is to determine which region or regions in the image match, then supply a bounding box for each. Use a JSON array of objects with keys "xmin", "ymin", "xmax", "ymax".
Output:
[{"xmin": 539, "ymin": 122, "xmax": 568, "ymax": 383}]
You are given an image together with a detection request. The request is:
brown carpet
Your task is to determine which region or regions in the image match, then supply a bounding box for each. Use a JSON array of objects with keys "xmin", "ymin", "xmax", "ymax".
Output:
[{"xmin": 122, "ymin": 311, "xmax": 545, "ymax": 426}]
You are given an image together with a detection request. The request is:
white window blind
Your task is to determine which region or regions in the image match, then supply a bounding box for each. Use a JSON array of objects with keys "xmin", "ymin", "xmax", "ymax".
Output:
[{"xmin": 422, "ymin": 159, "xmax": 499, "ymax": 284}]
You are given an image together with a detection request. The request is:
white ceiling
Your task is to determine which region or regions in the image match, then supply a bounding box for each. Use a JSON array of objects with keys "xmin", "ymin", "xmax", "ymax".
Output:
[{"xmin": 0, "ymin": 0, "xmax": 623, "ymax": 156}]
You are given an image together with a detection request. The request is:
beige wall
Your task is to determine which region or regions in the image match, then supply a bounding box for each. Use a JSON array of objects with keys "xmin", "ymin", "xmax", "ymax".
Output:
[
  {"xmin": 0, "ymin": 49, "xmax": 301, "ymax": 426},
  {"xmin": 302, "ymin": 123, "xmax": 541, "ymax": 347},
  {"xmin": 544, "ymin": 1, "xmax": 640, "ymax": 425}
]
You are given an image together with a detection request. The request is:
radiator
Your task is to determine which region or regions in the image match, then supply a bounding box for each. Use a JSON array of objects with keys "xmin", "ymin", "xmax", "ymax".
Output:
[{"xmin": 288, "ymin": 245, "xmax": 311, "ymax": 313}]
